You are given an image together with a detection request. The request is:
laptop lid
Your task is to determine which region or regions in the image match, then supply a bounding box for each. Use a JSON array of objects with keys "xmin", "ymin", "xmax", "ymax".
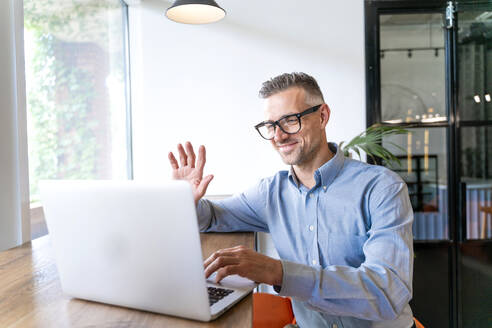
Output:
[{"xmin": 40, "ymin": 180, "xmax": 212, "ymax": 321}]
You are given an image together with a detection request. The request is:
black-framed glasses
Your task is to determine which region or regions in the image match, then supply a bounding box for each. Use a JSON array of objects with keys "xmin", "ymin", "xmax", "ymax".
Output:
[{"xmin": 254, "ymin": 104, "xmax": 322, "ymax": 140}]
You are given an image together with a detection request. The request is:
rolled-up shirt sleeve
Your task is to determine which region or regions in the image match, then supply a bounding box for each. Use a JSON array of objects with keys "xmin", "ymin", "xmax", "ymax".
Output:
[
  {"xmin": 277, "ymin": 182, "xmax": 414, "ymax": 321},
  {"xmin": 196, "ymin": 179, "xmax": 269, "ymax": 233}
]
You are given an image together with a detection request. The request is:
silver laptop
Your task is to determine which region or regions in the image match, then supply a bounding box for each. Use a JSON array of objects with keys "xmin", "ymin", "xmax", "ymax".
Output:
[{"xmin": 39, "ymin": 180, "xmax": 257, "ymax": 322}]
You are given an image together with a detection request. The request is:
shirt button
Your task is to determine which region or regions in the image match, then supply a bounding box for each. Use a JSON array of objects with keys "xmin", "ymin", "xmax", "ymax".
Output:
[
  {"xmin": 312, "ymin": 259, "xmax": 317, "ymax": 265},
  {"xmin": 309, "ymin": 194, "xmax": 314, "ymax": 198},
  {"xmin": 332, "ymin": 324, "xmax": 338, "ymax": 328},
  {"xmin": 323, "ymin": 186, "xmax": 327, "ymax": 191},
  {"xmin": 309, "ymin": 225, "xmax": 314, "ymax": 231}
]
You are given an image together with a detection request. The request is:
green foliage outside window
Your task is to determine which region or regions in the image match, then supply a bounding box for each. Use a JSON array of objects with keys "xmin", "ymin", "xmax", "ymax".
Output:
[{"xmin": 24, "ymin": 0, "xmax": 116, "ymax": 203}]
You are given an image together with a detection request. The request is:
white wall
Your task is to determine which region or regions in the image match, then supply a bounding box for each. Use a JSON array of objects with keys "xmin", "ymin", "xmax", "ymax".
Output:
[
  {"xmin": 0, "ymin": 0, "xmax": 30, "ymax": 251},
  {"xmin": 128, "ymin": 0, "xmax": 366, "ymax": 195}
]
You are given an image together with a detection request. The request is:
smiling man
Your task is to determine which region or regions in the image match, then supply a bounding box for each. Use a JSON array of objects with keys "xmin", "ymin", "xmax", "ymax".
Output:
[{"xmin": 168, "ymin": 72, "xmax": 415, "ymax": 328}]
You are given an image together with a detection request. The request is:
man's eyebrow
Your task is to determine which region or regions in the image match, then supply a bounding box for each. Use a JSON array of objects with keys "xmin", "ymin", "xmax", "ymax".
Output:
[{"xmin": 264, "ymin": 112, "xmax": 298, "ymax": 123}]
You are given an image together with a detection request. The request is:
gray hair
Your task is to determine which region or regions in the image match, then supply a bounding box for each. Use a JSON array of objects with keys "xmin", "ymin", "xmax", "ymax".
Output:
[{"xmin": 258, "ymin": 72, "xmax": 325, "ymax": 106}]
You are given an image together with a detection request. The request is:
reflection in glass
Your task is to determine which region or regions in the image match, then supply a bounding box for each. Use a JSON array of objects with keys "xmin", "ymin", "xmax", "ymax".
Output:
[
  {"xmin": 383, "ymin": 128, "xmax": 448, "ymax": 240},
  {"xmin": 380, "ymin": 14, "xmax": 447, "ymax": 123},
  {"xmin": 458, "ymin": 11, "xmax": 492, "ymax": 121},
  {"xmin": 461, "ymin": 126, "xmax": 492, "ymax": 240}
]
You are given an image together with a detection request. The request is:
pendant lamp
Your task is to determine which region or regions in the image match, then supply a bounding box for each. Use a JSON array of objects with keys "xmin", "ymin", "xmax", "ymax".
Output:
[{"xmin": 166, "ymin": 0, "xmax": 226, "ymax": 24}]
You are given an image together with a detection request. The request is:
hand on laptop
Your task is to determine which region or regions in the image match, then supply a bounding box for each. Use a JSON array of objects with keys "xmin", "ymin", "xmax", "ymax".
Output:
[
  {"xmin": 203, "ymin": 245, "xmax": 283, "ymax": 286},
  {"xmin": 169, "ymin": 142, "xmax": 214, "ymax": 205}
]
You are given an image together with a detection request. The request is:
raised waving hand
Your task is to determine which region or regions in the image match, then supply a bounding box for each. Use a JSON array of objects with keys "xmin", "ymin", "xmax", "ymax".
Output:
[{"xmin": 168, "ymin": 142, "xmax": 214, "ymax": 205}]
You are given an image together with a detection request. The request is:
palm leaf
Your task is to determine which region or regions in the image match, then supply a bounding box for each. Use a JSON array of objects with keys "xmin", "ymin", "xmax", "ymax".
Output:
[{"xmin": 340, "ymin": 124, "xmax": 409, "ymax": 166}]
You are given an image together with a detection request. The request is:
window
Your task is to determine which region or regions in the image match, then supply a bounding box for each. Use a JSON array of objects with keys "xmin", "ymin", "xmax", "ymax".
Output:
[{"xmin": 24, "ymin": 0, "xmax": 132, "ymax": 238}]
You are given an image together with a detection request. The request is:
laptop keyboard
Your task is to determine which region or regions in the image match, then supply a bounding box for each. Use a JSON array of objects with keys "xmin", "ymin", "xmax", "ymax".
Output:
[{"xmin": 208, "ymin": 286, "xmax": 234, "ymax": 306}]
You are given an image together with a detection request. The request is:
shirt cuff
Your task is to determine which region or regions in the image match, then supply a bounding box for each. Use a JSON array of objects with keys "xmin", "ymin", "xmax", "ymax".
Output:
[
  {"xmin": 196, "ymin": 199, "xmax": 212, "ymax": 232},
  {"xmin": 276, "ymin": 260, "xmax": 316, "ymax": 301}
]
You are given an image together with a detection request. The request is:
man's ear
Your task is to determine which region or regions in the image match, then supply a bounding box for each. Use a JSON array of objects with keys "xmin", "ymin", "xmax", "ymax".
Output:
[{"xmin": 320, "ymin": 104, "xmax": 330, "ymax": 129}]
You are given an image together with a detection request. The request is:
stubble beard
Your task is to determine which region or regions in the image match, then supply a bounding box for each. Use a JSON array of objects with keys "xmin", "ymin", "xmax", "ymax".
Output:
[
  {"xmin": 278, "ymin": 138, "xmax": 320, "ymax": 166},
  {"xmin": 279, "ymin": 147, "xmax": 302, "ymax": 165}
]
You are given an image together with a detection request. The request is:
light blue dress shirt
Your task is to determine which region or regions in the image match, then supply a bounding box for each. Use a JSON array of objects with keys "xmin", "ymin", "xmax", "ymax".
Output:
[{"xmin": 197, "ymin": 143, "xmax": 414, "ymax": 328}]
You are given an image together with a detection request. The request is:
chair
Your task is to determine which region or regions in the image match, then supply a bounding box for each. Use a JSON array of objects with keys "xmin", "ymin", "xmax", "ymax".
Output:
[
  {"xmin": 253, "ymin": 292, "xmax": 425, "ymax": 328},
  {"xmin": 253, "ymin": 292, "xmax": 296, "ymax": 328},
  {"xmin": 414, "ymin": 317, "xmax": 425, "ymax": 328}
]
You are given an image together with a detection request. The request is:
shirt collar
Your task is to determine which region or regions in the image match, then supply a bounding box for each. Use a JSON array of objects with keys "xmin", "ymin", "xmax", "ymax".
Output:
[{"xmin": 288, "ymin": 142, "xmax": 345, "ymax": 191}]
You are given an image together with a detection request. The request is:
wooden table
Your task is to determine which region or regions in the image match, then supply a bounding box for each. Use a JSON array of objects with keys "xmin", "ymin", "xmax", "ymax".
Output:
[{"xmin": 0, "ymin": 233, "xmax": 255, "ymax": 327}]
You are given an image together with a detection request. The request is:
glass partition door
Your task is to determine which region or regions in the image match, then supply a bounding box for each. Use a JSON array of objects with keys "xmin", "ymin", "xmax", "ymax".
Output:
[
  {"xmin": 455, "ymin": 3, "xmax": 492, "ymax": 327},
  {"xmin": 379, "ymin": 13, "xmax": 450, "ymax": 241},
  {"xmin": 457, "ymin": 6, "xmax": 492, "ymax": 241},
  {"xmin": 365, "ymin": 1, "xmax": 492, "ymax": 327},
  {"xmin": 375, "ymin": 11, "xmax": 453, "ymax": 327}
]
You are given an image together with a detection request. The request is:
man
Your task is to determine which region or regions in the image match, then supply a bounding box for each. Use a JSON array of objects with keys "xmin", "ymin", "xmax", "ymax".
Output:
[{"xmin": 168, "ymin": 72, "xmax": 414, "ymax": 328}]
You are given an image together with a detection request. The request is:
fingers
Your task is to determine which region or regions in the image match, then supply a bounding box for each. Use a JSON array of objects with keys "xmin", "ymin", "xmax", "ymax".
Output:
[
  {"xmin": 177, "ymin": 143, "xmax": 188, "ymax": 167},
  {"xmin": 203, "ymin": 248, "xmax": 228, "ymax": 269},
  {"xmin": 196, "ymin": 145, "xmax": 206, "ymax": 175},
  {"xmin": 203, "ymin": 246, "xmax": 277, "ymax": 284},
  {"xmin": 204, "ymin": 256, "xmax": 240, "ymax": 279},
  {"xmin": 168, "ymin": 152, "xmax": 179, "ymax": 170},
  {"xmin": 196, "ymin": 174, "xmax": 214, "ymax": 199},
  {"xmin": 185, "ymin": 141, "xmax": 196, "ymax": 168},
  {"xmin": 175, "ymin": 142, "xmax": 199, "ymax": 168},
  {"xmin": 215, "ymin": 265, "xmax": 241, "ymax": 283},
  {"xmin": 203, "ymin": 245, "xmax": 246, "ymax": 268}
]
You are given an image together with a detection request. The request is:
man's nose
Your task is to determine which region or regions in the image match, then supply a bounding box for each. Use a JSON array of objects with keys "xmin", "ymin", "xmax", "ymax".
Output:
[{"xmin": 273, "ymin": 126, "xmax": 288, "ymax": 142}]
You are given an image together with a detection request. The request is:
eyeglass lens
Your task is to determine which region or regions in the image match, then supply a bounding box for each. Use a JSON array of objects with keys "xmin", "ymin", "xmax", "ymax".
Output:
[{"xmin": 257, "ymin": 116, "xmax": 300, "ymax": 139}]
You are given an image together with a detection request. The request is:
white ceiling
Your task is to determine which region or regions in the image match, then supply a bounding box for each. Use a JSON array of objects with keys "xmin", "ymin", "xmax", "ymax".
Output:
[{"xmin": 136, "ymin": 0, "xmax": 362, "ymax": 55}]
